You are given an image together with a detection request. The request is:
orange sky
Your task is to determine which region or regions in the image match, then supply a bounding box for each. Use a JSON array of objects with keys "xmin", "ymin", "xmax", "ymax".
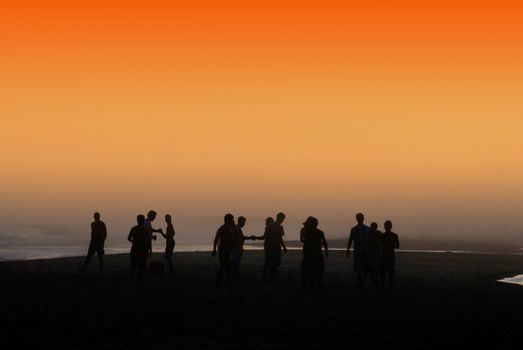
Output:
[{"xmin": 1, "ymin": 1, "xmax": 522, "ymax": 242}]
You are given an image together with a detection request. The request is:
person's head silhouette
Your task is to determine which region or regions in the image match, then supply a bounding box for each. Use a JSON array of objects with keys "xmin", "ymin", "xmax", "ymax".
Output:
[
  {"xmin": 237, "ymin": 216, "xmax": 246, "ymax": 228},
  {"xmin": 384, "ymin": 220, "xmax": 392, "ymax": 232},
  {"xmin": 94, "ymin": 212, "xmax": 101, "ymax": 221},
  {"xmin": 224, "ymin": 213, "xmax": 235, "ymax": 226},
  {"xmin": 147, "ymin": 210, "xmax": 157, "ymax": 221},
  {"xmin": 137, "ymin": 214, "xmax": 145, "ymax": 225},
  {"xmin": 276, "ymin": 212, "xmax": 286, "ymax": 224},
  {"xmin": 370, "ymin": 222, "xmax": 378, "ymax": 231},
  {"xmin": 356, "ymin": 213, "xmax": 365, "ymax": 224},
  {"xmin": 165, "ymin": 214, "xmax": 172, "ymax": 224},
  {"xmin": 265, "ymin": 217, "xmax": 274, "ymax": 227},
  {"xmin": 303, "ymin": 216, "xmax": 318, "ymax": 229}
]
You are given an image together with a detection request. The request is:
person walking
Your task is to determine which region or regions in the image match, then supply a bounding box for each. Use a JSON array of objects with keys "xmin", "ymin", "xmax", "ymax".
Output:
[{"xmin": 79, "ymin": 212, "xmax": 107, "ymax": 273}]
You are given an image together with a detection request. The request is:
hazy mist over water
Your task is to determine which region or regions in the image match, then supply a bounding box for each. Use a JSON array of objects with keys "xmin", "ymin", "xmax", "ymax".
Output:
[{"xmin": 2, "ymin": 184, "xmax": 523, "ymax": 257}]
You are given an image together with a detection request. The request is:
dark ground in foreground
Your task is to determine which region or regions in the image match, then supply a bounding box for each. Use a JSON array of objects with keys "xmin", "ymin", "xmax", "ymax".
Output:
[{"xmin": 1, "ymin": 251, "xmax": 523, "ymax": 349}]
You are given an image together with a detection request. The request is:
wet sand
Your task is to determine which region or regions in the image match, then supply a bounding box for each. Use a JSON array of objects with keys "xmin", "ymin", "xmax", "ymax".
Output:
[{"xmin": 1, "ymin": 251, "xmax": 523, "ymax": 349}]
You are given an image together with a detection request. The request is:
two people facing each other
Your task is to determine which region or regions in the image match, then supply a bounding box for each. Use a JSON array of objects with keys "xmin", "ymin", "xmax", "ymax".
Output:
[
  {"xmin": 128, "ymin": 211, "xmax": 176, "ymax": 281},
  {"xmin": 347, "ymin": 213, "xmax": 399, "ymax": 290},
  {"xmin": 212, "ymin": 212, "xmax": 288, "ymax": 286}
]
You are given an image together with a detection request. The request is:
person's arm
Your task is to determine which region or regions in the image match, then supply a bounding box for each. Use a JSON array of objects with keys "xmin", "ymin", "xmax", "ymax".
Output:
[
  {"xmin": 150, "ymin": 227, "xmax": 162, "ymax": 240},
  {"xmin": 280, "ymin": 235, "xmax": 287, "ymax": 252},
  {"xmin": 90, "ymin": 223, "xmax": 95, "ymax": 241},
  {"xmin": 127, "ymin": 229, "xmax": 133, "ymax": 243},
  {"xmin": 394, "ymin": 234, "xmax": 400, "ymax": 249},
  {"xmin": 300, "ymin": 229, "xmax": 305, "ymax": 243},
  {"xmin": 253, "ymin": 231, "xmax": 265, "ymax": 240},
  {"xmin": 243, "ymin": 233, "xmax": 257, "ymax": 241},
  {"xmin": 347, "ymin": 230, "xmax": 353, "ymax": 257},
  {"xmin": 159, "ymin": 228, "xmax": 168, "ymax": 240},
  {"xmin": 212, "ymin": 230, "xmax": 220, "ymax": 256},
  {"xmin": 102, "ymin": 223, "xmax": 107, "ymax": 242},
  {"xmin": 322, "ymin": 231, "xmax": 328, "ymax": 257}
]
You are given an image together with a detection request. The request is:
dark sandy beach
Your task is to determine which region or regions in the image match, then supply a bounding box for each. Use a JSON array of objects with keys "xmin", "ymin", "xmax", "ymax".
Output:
[{"xmin": 1, "ymin": 250, "xmax": 523, "ymax": 349}]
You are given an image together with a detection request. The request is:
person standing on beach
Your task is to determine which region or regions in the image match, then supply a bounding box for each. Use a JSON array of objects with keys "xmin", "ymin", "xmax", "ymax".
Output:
[
  {"xmin": 231, "ymin": 216, "xmax": 257, "ymax": 281},
  {"xmin": 300, "ymin": 216, "xmax": 328, "ymax": 292},
  {"xmin": 79, "ymin": 212, "xmax": 107, "ymax": 273},
  {"xmin": 380, "ymin": 220, "xmax": 400, "ymax": 289},
  {"xmin": 347, "ymin": 213, "xmax": 370, "ymax": 291},
  {"xmin": 158, "ymin": 214, "xmax": 176, "ymax": 275},
  {"xmin": 260, "ymin": 212, "xmax": 288, "ymax": 282},
  {"xmin": 212, "ymin": 213, "xmax": 236, "ymax": 287},
  {"xmin": 143, "ymin": 210, "xmax": 162, "ymax": 257},
  {"xmin": 368, "ymin": 222, "xmax": 383, "ymax": 288},
  {"xmin": 255, "ymin": 217, "xmax": 273, "ymax": 281},
  {"xmin": 128, "ymin": 215, "xmax": 148, "ymax": 283}
]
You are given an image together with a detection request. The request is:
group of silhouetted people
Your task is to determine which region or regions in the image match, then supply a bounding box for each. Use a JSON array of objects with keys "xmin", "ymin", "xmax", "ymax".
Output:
[
  {"xmin": 127, "ymin": 211, "xmax": 176, "ymax": 282},
  {"xmin": 212, "ymin": 212, "xmax": 288, "ymax": 287},
  {"xmin": 79, "ymin": 211, "xmax": 399, "ymax": 290},
  {"xmin": 347, "ymin": 213, "xmax": 400, "ymax": 290},
  {"xmin": 79, "ymin": 210, "xmax": 176, "ymax": 282},
  {"xmin": 212, "ymin": 211, "xmax": 399, "ymax": 291}
]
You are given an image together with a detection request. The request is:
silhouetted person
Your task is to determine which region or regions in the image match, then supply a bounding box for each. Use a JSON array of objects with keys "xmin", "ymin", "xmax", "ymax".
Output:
[
  {"xmin": 260, "ymin": 213, "xmax": 287, "ymax": 282},
  {"xmin": 380, "ymin": 220, "xmax": 399, "ymax": 289},
  {"xmin": 231, "ymin": 216, "xmax": 257, "ymax": 281},
  {"xmin": 143, "ymin": 210, "xmax": 161, "ymax": 257},
  {"xmin": 300, "ymin": 216, "xmax": 328, "ymax": 292},
  {"xmin": 212, "ymin": 214, "xmax": 235, "ymax": 287},
  {"xmin": 347, "ymin": 213, "xmax": 370, "ymax": 291},
  {"xmin": 128, "ymin": 215, "xmax": 148, "ymax": 283},
  {"xmin": 368, "ymin": 222, "xmax": 383, "ymax": 288},
  {"xmin": 79, "ymin": 212, "xmax": 107, "ymax": 273},
  {"xmin": 158, "ymin": 214, "xmax": 175, "ymax": 275}
]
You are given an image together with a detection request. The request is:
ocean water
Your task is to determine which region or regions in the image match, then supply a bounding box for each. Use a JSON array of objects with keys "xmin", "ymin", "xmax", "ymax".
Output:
[
  {"xmin": 0, "ymin": 244, "xmax": 218, "ymax": 261},
  {"xmin": 1, "ymin": 243, "xmax": 519, "ymax": 261}
]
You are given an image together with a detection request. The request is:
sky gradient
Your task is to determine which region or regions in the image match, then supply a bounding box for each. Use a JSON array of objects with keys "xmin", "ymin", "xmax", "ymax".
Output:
[{"xmin": 1, "ymin": 1, "xmax": 522, "ymax": 246}]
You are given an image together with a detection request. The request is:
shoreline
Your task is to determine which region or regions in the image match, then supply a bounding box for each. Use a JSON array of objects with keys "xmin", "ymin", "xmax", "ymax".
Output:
[{"xmin": 1, "ymin": 244, "xmax": 522, "ymax": 262}]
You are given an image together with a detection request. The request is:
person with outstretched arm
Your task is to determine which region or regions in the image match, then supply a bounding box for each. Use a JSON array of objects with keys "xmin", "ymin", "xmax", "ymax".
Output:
[
  {"xmin": 143, "ymin": 210, "xmax": 162, "ymax": 257},
  {"xmin": 231, "ymin": 216, "xmax": 257, "ymax": 281},
  {"xmin": 158, "ymin": 214, "xmax": 176, "ymax": 275},
  {"xmin": 212, "ymin": 213, "xmax": 236, "ymax": 287}
]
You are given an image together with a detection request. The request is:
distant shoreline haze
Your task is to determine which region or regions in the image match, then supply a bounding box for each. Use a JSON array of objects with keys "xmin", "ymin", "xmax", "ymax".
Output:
[{"xmin": 1, "ymin": 221, "xmax": 522, "ymax": 247}]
